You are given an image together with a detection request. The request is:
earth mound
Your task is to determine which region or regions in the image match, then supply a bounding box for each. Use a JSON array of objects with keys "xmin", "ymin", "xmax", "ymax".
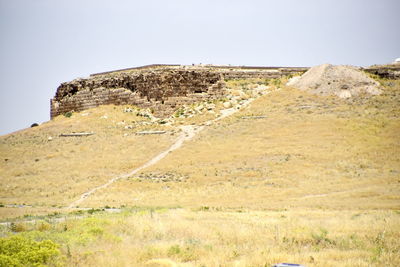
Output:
[{"xmin": 287, "ymin": 64, "xmax": 382, "ymax": 98}]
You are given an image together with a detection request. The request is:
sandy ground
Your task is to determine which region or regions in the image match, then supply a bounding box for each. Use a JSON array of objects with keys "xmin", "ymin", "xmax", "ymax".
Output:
[{"xmin": 287, "ymin": 64, "xmax": 382, "ymax": 98}]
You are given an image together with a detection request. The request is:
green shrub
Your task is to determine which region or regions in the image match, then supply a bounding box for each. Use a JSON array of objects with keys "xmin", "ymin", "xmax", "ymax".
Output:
[
  {"xmin": 0, "ymin": 254, "xmax": 20, "ymax": 267},
  {"xmin": 311, "ymin": 228, "xmax": 335, "ymax": 247},
  {"xmin": 87, "ymin": 208, "xmax": 103, "ymax": 215},
  {"xmin": 88, "ymin": 227, "xmax": 104, "ymax": 236},
  {"xmin": 167, "ymin": 244, "xmax": 197, "ymax": 261},
  {"xmin": 167, "ymin": 245, "xmax": 181, "ymax": 256},
  {"xmin": 0, "ymin": 235, "xmax": 62, "ymax": 266},
  {"xmin": 271, "ymin": 78, "xmax": 282, "ymax": 87},
  {"xmin": 174, "ymin": 108, "xmax": 185, "ymax": 118},
  {"xmin": 63, "ymin": 112, "xmax": 72, "ymax": 118}
]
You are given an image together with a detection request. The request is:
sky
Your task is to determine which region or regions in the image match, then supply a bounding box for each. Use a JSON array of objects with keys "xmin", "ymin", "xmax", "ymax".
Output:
[{"xmin": 0, "ymin": 0, "xmax": 399, "ymax": 135}]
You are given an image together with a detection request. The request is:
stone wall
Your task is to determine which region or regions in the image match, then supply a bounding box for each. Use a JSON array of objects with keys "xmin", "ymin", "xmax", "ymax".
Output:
[
  {"xmin": 50, "ymin": 65, "xmax": 308, "ymax": 118},
  {"xmin": 363, "ymin": 65, "xmax": 400, "ymax": 80},
  {"xmin": 51, "ymin": 68, "xmax": 226, "ymax": 118},
  {"xmin": 51, "ymin": 64, "xmax": 400, "ymax": 119},
  {"xmin": 216, "ymin": 67, "xmax": 308, "ymax": 79}
]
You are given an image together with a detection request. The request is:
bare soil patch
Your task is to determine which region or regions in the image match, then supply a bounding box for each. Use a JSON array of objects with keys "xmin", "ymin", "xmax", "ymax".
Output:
[{"xmin": 287, "ymin": 64, "xmax": 382, "ymax": 98}]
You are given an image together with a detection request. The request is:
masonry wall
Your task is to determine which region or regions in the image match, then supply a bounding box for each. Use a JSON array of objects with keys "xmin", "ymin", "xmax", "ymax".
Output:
[
  {"xmin": 51, "ymin": 69, "xmax": 226, "ymax": 118},
  {"xmin": 363, "ymin": 65, "xmax": 400, "ymax": 80},
  {"xmin": 50, "ymin": 66, "xmax": 308, "ymax": 119},
  {"xmin": 218, "ymin": 68, "xmax": 308, "ymax": 79}
]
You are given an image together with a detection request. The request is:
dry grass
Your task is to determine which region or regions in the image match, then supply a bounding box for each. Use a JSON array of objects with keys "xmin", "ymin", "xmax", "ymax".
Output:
[
  {"xmin": 0, "ymin": 105, "xmax": 176, "ymax": 207},
  {"xmin": 85, "ymin": 79, "xmax": 400, "ymax": 210},
  {"xmin": 1, "ymin": 207, "xmax": 398, "ymax": 266},
  {"xmin": 0, "ymin": 206, "xmax": 64, "ymax": 221},
  {"xmin": 0, "ymin": 77, "xmax": 399, "ymax": 266}
]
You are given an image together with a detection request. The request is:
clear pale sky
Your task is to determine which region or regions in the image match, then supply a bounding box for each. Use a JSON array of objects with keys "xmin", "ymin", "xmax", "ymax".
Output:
[{"xmin": 0, "ymin": 0, "xmax": 399, "ymax": 135}]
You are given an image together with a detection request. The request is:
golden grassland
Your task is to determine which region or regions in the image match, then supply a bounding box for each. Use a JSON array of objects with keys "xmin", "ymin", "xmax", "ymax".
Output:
[
  {"xmin": 1, "ymin": 207, "xmax": 399, "ymax": 266},
  {"xmin": 0, "ymin": 105, "xmax": 177, "ymax": 207},
  {"xmin": 0, "ymin": 76, "xmax": 399, "ymax": 266},
  {"xmin": 86, "ymin": 79, "xmax": 400, "ymax": 210}
]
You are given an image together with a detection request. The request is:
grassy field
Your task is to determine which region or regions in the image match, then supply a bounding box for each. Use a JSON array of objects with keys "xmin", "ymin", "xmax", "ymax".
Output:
[
  {"xmin": 1, "ymin": 207, "xmax": 399, "ymax": 266},
  {"xmin": 85, "ymin": 79, "xmax": 400, "ymax": 211},
  {"xmin": 0, "ymin": 105, "xmax": 177, "ymax": 207},
  {"xmin": 0, "ymin": 76, "xmax": 399, "ymax": 266}
]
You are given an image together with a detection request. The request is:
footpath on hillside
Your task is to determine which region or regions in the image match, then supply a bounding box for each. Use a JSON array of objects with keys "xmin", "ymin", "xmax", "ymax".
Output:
[
  {"xmin": 69, "ymin": 63, "xmax": 385, "ymax": 208},
  {"xmin": 68, "ymin": 88, "xmax": 265, "ymax": 208}
]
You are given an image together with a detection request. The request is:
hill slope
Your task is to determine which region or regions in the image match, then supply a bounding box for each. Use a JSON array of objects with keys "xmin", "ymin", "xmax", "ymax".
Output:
[
  {"xmin": 87, "ymin": 83, "xmax": 400, "ymax": 210},
  {"xmin": 0, "ymin": 76, "xmax": 399, "ymax": 266}
]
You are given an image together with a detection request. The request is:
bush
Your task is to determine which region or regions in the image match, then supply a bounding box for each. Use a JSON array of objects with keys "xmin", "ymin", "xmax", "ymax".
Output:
[
  {"xmin": 37, "ymin": 222, "xmax": 52, "ymax": 232},
  {"xmin": 63, "ymin": 112, "xmax": 72, "ymax": 118},
  {"xmin": 167, "ymin": 245, "xmax": 181, "ymax": 256},
  {"xmin": 311, "ymin": 228, "xmax": 335, "ymax": 247},
  {"xmin": 0, "ymin": 235, "xmax": 62, "ymax": 266},
  {"xmin": 174, "ymin": 108, "xmax": 185, "ymax": 118},
  {"xmin": 271, "ymin": 78, "xmax": 282, "ymax": 87},
  {"xmin": 10, "ymin": 223, "xmax": 26, "ymax": 233}
]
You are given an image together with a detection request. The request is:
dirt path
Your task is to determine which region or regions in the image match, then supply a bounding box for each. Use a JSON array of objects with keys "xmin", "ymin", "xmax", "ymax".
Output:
[
  {"xmin": 297, "ymin": 188, "xmax": 359, "ymax": 200},
  {"xmin": 68, "ymin": 94, "xmax": 261, "ymax": 208},
  {"xmin": 68, "ymin": 125, "xmax": 201, "ymax": 208}
]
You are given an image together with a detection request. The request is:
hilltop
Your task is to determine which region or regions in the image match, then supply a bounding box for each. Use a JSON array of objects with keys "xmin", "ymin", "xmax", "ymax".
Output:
[{"xmin": 0, "ymin": 67, "xmax": 399, "ymax": 266}]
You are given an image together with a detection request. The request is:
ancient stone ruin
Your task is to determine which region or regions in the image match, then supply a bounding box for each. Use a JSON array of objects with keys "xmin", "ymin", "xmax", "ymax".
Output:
[
  {"xmin": 50, "ymin": 64, "xmax": 400, "ymax": 118},
  {"xmin": 50, "ymin": 64, "xmax": 307, "ymax": 118},
  {"xmin": 363, "ymin": 64, "xmax": 400, "ymax": 79}
]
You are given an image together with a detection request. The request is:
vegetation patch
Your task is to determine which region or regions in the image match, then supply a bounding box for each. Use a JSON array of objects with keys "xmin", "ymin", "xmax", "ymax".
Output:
[{"xmin": 0, "ymin": 235, "xmax": 62, "ymax": 267}]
